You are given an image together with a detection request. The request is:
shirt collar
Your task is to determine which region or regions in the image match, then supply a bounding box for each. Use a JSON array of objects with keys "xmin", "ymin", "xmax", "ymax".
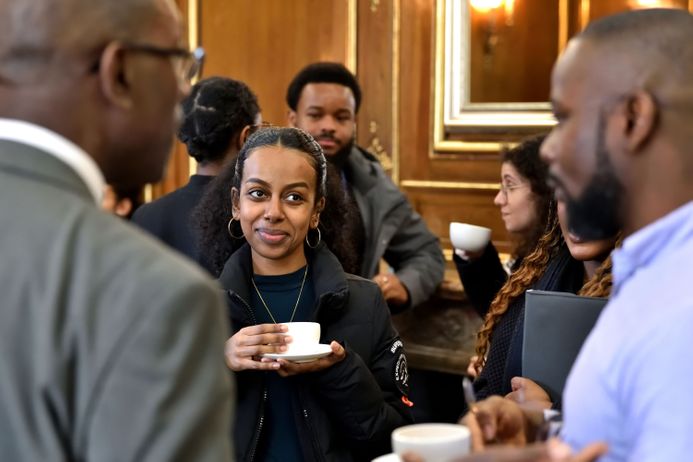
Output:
[
  {"xmin": 613, "ymin": 200, "xmax": 693, "ymax": 292},
  {"xmin": 0, "ymin": 118, "xmax": 105, "ymax": 204}
]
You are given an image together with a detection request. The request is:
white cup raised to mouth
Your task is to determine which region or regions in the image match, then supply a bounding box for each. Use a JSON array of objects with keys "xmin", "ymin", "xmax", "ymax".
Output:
[
  {"xmin": 281, "ymin": 322, "xmax": 320, "ymax": 354},
  {"xmin": 449, "ymin": 222, "xmax": 492, "ymax": 253},
  {"xmin": 392, "ymin": 423, "xmax": 470, "ymax": 461}
]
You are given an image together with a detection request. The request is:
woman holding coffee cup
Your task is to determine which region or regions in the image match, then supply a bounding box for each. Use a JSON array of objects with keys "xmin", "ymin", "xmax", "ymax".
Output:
[
  {"xmin": 454, "ymin": 136, "xmax": 555, "ymax": 320},
  {"xmin": 196, "ymin": 127, "xmax": 412, "ymax": 461}
]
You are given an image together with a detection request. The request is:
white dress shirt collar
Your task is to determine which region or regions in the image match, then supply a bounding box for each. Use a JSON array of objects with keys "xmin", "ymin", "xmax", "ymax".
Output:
[{"xmin": 0, "ymin": 118, "xmax": 105, "ymax": 204}]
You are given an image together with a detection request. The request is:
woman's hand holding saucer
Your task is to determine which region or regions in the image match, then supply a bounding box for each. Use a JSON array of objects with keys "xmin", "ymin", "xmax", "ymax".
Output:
[
  {"xmin": 272, "ymin": 341, "xmax": 346, "ymax": 377},
  {"xmin": 224, "ymin": 323, "xmax": 291, "ymax": 372}
]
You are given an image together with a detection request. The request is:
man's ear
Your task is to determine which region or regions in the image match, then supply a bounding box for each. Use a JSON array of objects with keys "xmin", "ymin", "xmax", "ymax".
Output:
[
  {"xmin": 624, "ymin": 90, "xmax": 657, "ymax": 153},
  {"xmin": 237, "ymin": 125, "xmax": 252, "ymax": 149},
  {"xmin": 98, "ymin": 42, "xmax": 134, "ymax": 110},
  {"xmin": 287, "ymin": 109, "xmax": 297, "ymax": 127}
]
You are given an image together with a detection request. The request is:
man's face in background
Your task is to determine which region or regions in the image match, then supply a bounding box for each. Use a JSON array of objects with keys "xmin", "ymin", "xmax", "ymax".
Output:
[{"xmin": 289, "ymin": 82, "xmax": 356, "ymax": 167}]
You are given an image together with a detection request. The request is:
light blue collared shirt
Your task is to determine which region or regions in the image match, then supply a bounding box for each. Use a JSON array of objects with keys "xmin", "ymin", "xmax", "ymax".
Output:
[{"xmin": 562, "ymin": 200, "xmax": 693, "ymax": 461}]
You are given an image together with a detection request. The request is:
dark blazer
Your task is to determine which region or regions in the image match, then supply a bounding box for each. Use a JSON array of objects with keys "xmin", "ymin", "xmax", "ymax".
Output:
[
  {"xmin": 0, "ymin": 141, "xmax": 232, "ymax": 461},
  {"xmin": 219, "ymin": 243, "xmax": 413, "ymax": 461},
  {"xmin": 132, "ymin": 174, "xmax": 213, "ymax": 272}
]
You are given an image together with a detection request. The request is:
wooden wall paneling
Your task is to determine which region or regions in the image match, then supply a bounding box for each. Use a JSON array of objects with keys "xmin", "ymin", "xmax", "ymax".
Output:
[
  {"xmin": 398, "ymin": 0, "xmax": 435, "ymax": 183},
  {"xmin": 411, "ymin": 188, "xmax": 510, "ymax": 253},
  {"xmin": 148, "ymin": 0, "xmax": 194, "ymax": 200},
  {"xmin": 356, "ymin": 0, "xmax": 395, "ymax": 178},
  {"xmin": 200, "ymin": 0, "xmax": 352, "ymax": 129},
  {"xmin": 397, "ymin": 0, "xmax": 507, "ymax": 261}
]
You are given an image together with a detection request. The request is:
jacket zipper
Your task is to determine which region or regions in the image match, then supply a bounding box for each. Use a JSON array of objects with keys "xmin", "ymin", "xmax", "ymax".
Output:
[
  {"xmin": 299, "ymin": 391, "xmax": 325, "ymax": 462},
  {"xmin": 229, "ymin": 291, "xmax": 267, "ymax": 462},
  {"xmin": 248, "ymin": 387, "xmax": 268, "ymax": 462}
]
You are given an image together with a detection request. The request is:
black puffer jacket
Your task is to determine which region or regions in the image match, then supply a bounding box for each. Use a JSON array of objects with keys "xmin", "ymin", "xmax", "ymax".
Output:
[{"xmin": 218, "ymin": 243, "xmax": 413, "ymax": 462}]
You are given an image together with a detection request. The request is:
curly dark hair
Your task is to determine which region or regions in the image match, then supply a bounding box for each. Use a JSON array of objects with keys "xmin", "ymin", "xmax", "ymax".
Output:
[
  {"xmin": 578, "ymin": 235, "xmax": 621, "ymax": 298},
  {"xmin": 286, "ymin": 62, "xmax": 362, "ymax": 113},
  {"xmin": 319, "ymin": 164, "xmax": 362, "ymax": 274},
  {"xmin": 474, "ymin": 203, "xmax": 562, "ymax": 373},
  {"xmin": 193, "ymin": 127, "xmax": 366, "ymax": 277},
  {"xmin": 502, "ymin": 134, "xmax": 552, "ymax": 260},
  {"xmin": 178, "ymin": 76, "xmax": 260, "ymax": 164}
]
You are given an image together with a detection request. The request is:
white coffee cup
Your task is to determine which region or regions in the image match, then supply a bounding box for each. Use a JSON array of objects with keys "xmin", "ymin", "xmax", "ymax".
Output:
[
  {"xmin": 392, "ymin": 423, "xmax": 471, "ymax": 461},
  {"xmin": 281, "ymin": 322, "xmax": 320, "ymax": 353},
  {"xmin": 449, "ymin": 222, "xmax": 492, "ymax": 253}
]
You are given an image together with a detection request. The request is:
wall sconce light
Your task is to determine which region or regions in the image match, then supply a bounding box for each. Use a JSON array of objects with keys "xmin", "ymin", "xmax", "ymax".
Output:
[
  {"xmin": 628, "ymin": 0, "xmax": 679, "ymax": 7},
  {"xmin": 470, "ymin": 0, "xmax": 503, "ymax": 13},
  {"xmin": 470, "ymin": 0, "xmax": 516, "ymax": 64},
  {"xmin": 470, "ymin": 0, "xmax": 515, "ymax": 25}
]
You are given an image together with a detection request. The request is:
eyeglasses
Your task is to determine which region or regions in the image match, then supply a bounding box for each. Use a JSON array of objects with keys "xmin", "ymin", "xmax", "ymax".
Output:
[
  {"xmin": 499, "ymin": 182, "xmax": 529, "ymax": 198},
  {"xmin": 121, "ymin": 43, "xmax": 205, "ymax": 84}
]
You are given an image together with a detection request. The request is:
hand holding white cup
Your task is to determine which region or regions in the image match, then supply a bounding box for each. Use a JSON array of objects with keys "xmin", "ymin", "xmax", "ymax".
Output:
[
  {"xmin": 281, "ymin": 322, "xmax": 320, "ymax": 354},
  {"xmin": 449, "ymin": 223, "xmax": 492, "ymax": 254},
  {"xmin": 392, "ymin": 423, "xmax": 471, "ymax": 461}
]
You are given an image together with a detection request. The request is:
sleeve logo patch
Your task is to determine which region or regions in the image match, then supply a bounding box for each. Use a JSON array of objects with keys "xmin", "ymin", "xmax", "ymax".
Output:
[
  {"xmin": 390, "ymin": 340, "xmax": 404, "ymax": 354},
  {"xmin": 394, "ymin": 353, "xmax": 409, "ymax": 395}
]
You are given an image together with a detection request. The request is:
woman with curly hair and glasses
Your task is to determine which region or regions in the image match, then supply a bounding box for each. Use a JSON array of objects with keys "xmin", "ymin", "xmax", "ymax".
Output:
[
  {"xmin": 194, "ymin": 127, "xmax": 412, "ymax": 461},
  {"xmin": 472, "ymin": 196, "xmax": 618, "ymax": 402},
  {"xmin": 454, "ymin": 135, "xmax": 555, "ymax": 319}
]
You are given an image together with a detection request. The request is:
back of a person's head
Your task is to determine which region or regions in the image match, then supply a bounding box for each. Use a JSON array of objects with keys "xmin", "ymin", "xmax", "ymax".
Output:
[
  {"xmin": 0, "ymin": 0, "xmax": 159, "ymax": 83},
  {"xmin": 0, "ymin": 0, "xmax": 181, "ymax": 188},
  {"xmin": 179, "ymin": 76, "xmax": 260, "ymax": 164},
  {"xmin": 577, "ymin": 8, "xmax": 693, "ymax": 103},
  {"xmin": 286, "ymin": 62, "xmax": 362, "ymax": 113}
]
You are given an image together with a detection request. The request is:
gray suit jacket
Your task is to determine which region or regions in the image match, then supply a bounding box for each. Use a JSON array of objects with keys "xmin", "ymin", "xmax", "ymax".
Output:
[{"xmin": 0, "ymin": 141, "xmax": 233, "ymax": 461}]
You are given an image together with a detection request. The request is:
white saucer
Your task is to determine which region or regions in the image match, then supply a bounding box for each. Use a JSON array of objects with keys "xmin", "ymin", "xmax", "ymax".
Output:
[
  {"xmin": 262, "ymin": 343, "xmax": 333, "ymax": 363},
  {"xmin": 371, "ymin": 453, "xmax": 401, "ymax": 462}
]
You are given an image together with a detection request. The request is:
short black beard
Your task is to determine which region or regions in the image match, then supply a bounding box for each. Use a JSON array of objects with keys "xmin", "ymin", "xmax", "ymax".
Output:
[
  {"xmin": 563, "ymin": 112, "xmax": 623, "ymax": 240},
  {"xmin": 326, "ymin": 138, "xmax": 354, "ymax": 170}
]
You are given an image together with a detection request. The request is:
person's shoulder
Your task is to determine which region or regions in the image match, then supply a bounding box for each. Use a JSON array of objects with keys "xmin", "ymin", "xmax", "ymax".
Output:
[
  {"xmin": 343, "ymin": 273, "xmax": 383, "ymax": 304},
  {"xmin": 90, "ymin": 209, "xmax": 215, "ymax": 290},
  {"xmin": 131, "ymin": 187, "xmax": 189, "ymax": 223}
]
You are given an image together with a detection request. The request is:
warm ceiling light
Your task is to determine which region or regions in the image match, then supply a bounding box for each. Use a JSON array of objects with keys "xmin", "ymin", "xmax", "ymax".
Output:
[
  {"xmin": 630, "ymin": 0, "xmax": 674, "ymax": 6},
  {"xmin": 470, "ymin": 0, "xmax": 504, "ymax": 13}
]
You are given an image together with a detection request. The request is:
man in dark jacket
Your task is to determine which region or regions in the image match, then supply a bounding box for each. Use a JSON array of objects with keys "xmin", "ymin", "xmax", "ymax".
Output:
[{"xmin": 287, "ymin": 62, "xmax": 445, "ymax": 310}]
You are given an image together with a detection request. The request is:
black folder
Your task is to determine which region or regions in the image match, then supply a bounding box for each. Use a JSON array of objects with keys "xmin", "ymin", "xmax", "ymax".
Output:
[{"xmin": 522, "ymin": 290, "xmax": 608, "ymax": 399}]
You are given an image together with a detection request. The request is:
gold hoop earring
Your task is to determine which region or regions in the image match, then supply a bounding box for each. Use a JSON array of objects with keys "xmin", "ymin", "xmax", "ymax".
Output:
[
  {"xmin": 305, "ymin": 227, "xmax": 321, "ymax": 249},
  {"xmin": 227, "ymin": 218, "xmax": 244, "ymax": 239}
]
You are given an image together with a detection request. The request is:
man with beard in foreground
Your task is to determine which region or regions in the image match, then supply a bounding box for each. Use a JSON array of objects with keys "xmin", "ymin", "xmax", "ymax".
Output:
[
  {"xmin": 286, "ymin": 62, "xmax": 444, "ymax": 311},
  {"xmin": 463, "ymin": 8, "xmax": 693, "ymax": 462}
]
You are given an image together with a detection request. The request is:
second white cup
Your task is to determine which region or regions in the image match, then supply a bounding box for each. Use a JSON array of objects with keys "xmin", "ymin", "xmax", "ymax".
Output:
[
  {"xmin": 449, "ymin": 222, "xmax": 492, "ymax": 253},
  {"xmin": 392, "ymin": 423, "xmax": 471, "ymax": 461},
  {"xmin": 281, "ymin": 322, "xmax": 320, "ymax": 354}
]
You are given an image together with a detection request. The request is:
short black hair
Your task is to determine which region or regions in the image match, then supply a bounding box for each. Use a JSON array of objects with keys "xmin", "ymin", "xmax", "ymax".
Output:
[
  {"xmin": 178, "ymin": 76, "xmax": 260, "ymax": 163},
  {"xmin": 286, "ymin": 62, "xmax": 362, "ymax": 113}
]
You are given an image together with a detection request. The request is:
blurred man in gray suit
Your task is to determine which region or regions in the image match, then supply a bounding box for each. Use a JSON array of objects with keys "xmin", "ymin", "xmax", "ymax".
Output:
[{"xmin": 0, "ymin": 0, "xmax": 233, "ymax": 461}]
